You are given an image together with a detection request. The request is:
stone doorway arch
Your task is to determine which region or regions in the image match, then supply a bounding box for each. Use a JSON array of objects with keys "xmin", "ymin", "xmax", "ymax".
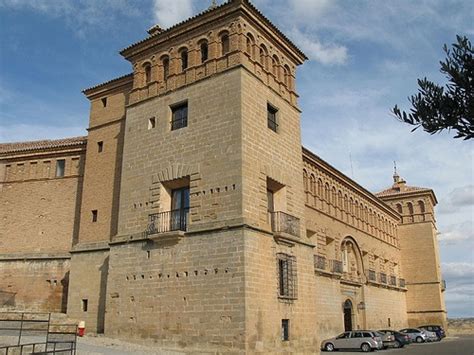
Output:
[{"xmin": 343, "ymin": 299, "xmax": 354, "ymax": 331}]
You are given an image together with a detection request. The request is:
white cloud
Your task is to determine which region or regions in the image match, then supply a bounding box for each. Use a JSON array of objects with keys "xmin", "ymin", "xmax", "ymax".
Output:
[
  {"xmin": 289, "ymin": 29, "xmax": 348, "ymax": 65},
  {"xmin": 438, "ymin": 221, "xmax": 474, "ymax": 245},
  {"xmin": 0, "ymin": 0, "xmax": 141, "ymax": 37},
  {"xmin": 152, "ymin": 0, "xmax": 194, "ymax": 29},
  {"xmin": 289, "ymin": 0, "xmax": 331, "ymax": 19},
  {"xmin": 442, "ymin": 262, "xmax": 474, "ymax": 281}
]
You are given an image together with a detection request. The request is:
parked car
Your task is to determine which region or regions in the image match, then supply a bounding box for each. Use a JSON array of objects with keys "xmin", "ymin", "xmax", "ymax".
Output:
[
  {"xmin": 378, "ymin": 329, "xmax": 410, "ymax": 348},
  {"xmin": 423, "ymin": 329, "xmax": 438, "ymax": 342},
  {"xmin": 419, "ymin": 325, "xmax": 446, "ymax": 341},
  {"xmin": 321, "ymin": 331, "xmax": 383, "ymax": 352},
  {"xmin": 375, "ymin": 331, "xmax": 396, "ymax": 349},
  {"xmin": 399, "ymin": 328, "xmax": 428, "ymax": 343}
]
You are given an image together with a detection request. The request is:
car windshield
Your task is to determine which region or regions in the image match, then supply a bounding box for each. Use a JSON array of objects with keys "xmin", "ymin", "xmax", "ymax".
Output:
[{"xmin": 375, "ymin": 332, "xmax": 384, "ymax": 336}]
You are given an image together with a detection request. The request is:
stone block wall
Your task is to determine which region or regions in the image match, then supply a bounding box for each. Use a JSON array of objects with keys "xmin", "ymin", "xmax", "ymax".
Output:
[
  {"xmin": 0, "ymin": 257, "xmax": 70, "ymax": 312},
  {"xmin": 243, "ymin": 229, "xmax": 318, "ymax": 353},
  {"xmin": 117, "ymin": 68, "xmax": 243, "ymax": 236},
  {"xmin": 67, "ymin": 245, "xmax": 109, "ymax": 333},
  {"xmin": 0, "ymin": 158, "xmax": 83, "ymax": 253},
  {"xmin": 105, "ymin": 230, "xmax": 245, "ymax": 353}
]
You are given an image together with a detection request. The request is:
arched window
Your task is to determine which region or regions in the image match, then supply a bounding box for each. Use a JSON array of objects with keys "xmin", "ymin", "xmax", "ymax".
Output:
[
  {"xmin": 317, "ymin": 179, "xmax": 323, "ymax": 197},
  {"xmin": 221, "ymin": 33, "xmax": 230, "ymax": 55},
  {"xmin": 246, "ymin": 33, "xmax": 255, "ymax": 58},
  {"xmin": 180, "ymin": 49, "xmax": 188, "ymax": 71},
  {"xmin": 418, "ymin": 200, "xmax": 425, "ymax": 213},
  {"xmin": 407, "ymin": 202, "xmax": 414, "ymax": 215},
  {"xmin": 331, "ymin": 187, "xmax": 337, "ymax": 205},
  {"xmin": 161, "ymin": 56, "xmax": 170, "ymax": 81},
  {"xmin": 395, "ymin": 203, "xmax": 402, "ymax": 214},
  {"xmin": 143, "ymin": 63, "xmax": 152, "ymax": 84},
  {"xmin": 338, "ymin": 191, "xmax": 343, "ymax": 208},
  {"xmin": 272, "ymin": 55, "xmax": 280, "ymax": 79},
  {"xmin": 303, "ymin": 170, "xmax": 308, "ymax": 192},
  {"xmin": 284, "ymin": 65, "xmax": 291, "ymax": 88},
  {"xmin": 418, "ymin": 200, "xmax": 426, "ymax": 221},
  {"xmin": 259, "ymin": 45, "xmax": 268, "ymax": 69},
  {"xmin": 310, "ymin": 174, "xmax": 316, "ymax": 195},
  {"xmin": 200, "ymin": 41, "xmax": 209, "ymax": 63}
]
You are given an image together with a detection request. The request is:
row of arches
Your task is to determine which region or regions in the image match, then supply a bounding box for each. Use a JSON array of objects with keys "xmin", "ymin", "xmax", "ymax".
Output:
[
  {"xmin": 245, "ymin": 32, "xmax": 293, "ymax": 88},
  {"xmin": 303, "ymin": 169, "xmax": 398, "ymax": 246},
  {"xmin": 134, "ymin": 24, "xmax": 296, "ymax": 93},
  {"xmin": 140, "ymin": 31, "xmax": 231, "ymax": 87},
  {"xmin": 394, "ymin": 200, "xmax": 427, "ymax": 222}
]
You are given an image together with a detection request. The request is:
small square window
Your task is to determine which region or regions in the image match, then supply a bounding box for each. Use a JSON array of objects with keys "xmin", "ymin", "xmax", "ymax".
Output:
[
  {"xmin": 267, "ymin": 104, "xmax": 278, "ymax": 132},
  {"xmin": 282, "ymin": 319, "xmax": 289, "ymax": 341},
  {"xmin": 97, "ymin": 141, "xmax": 103, "ymax": 153},
  {"xmin": 101, "ymin": 97, "xmax": 107, "ymax": 107},
  {"xmin": 171, "ymin": 102, "xmax": 188, "ymax": 131},
  {"xmin": 148, "ymin": 117, "xmax": 156, "ymax": 130},
  {"xmin": 55, "ymin": 159, "xmax": 65, "ymax": 177},
  {"xmin": 82, "ymin": 299, "xmax": 88, "ymax": 312},
  {"xmin": 92, "ymin": 210, "xmax": 98, "ymax": 222}
]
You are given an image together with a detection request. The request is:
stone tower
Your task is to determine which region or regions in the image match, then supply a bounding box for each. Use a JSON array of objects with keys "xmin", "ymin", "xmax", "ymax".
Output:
[
  {"xmin": 376, "ymin": 172, "xmax": 447, "ymax": 328},
  {"xmin": 68, "ymin": 0, "xmax": 313, "ymax": 352}
]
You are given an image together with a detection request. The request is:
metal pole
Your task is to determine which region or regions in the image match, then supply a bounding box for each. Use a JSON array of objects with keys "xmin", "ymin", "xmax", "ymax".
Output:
[{"xmin": 18, "ymin": 313, "xmax": 24, "ymax": 346}]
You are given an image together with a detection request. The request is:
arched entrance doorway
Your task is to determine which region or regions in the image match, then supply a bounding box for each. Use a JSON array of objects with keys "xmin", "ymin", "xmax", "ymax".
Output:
[{"xmin": 343, "ymin": 299, "xmax": 353, "ymax": 331}]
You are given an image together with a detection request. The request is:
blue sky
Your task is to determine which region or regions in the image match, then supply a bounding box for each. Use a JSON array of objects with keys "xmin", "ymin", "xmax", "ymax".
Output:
[{"xmin": 0, "ymin": 0, "xmax": 473, "ymax": 318}]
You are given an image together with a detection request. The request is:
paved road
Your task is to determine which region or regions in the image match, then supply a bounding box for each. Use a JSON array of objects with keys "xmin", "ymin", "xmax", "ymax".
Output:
[{"xmin": 334, "ymin": 335, "xmax": 474, "ymax": 355}]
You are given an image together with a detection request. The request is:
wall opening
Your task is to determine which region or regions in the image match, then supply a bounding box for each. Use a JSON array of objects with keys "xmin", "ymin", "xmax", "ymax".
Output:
[
  {"xmin": 82, "ymin": 299, "xmax": 88, "ymax": 312},
  {"xmin": 281, "ymin": 319, "xmax": 289, "ymax": 341}
]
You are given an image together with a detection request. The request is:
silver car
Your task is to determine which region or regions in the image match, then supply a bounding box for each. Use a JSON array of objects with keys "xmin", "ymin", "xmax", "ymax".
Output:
[
  {"xmin": 423, "ymin": 329, "xmax": 438, "ymax": 342},
  {"xmin": 321, "ymin": 331, "xmax": 383, "ymax": 352},
  {"xmin": 399, "ymin": 328, "xmax": 428, "ymax": 343}
]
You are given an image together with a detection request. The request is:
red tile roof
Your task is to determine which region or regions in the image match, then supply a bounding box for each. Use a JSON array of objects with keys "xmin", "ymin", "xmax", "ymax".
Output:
[
  {"xmin": 0, "ymin": 136, "xmax": 87, "ymax": 155},
  {"xmin": 375, "ymin": 185, "xmax": 430, "ymax": 198}
]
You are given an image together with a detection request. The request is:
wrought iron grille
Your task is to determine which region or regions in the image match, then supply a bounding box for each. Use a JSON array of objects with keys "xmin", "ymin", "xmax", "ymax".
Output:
[
  {"xmin": 399, "ymin": 278, "xmax": 406, "ymax": 288},
  {"xmin": 276, "ymin": 253, "xmax": 297, "ymax": 300},
  {"xmin": 379, "ymin": 272, "xmax": 387, "ymax": 284},
  {"xmin": 270, "ymin": 211, "xmax": 300, "ymax": 237},
  {"xmin": 441, "ymin": 279, "xmax": 446, "ymax": 291},
  {"xmin": 147, "ymin": 208, "xmax": 189, "ymax": 235},
  {"xmin": 330, "ymin": 259, "xmax": 343, "ymax": 274},
  {"xmin": 368, "ymin": 269, "xmax": 376, "ymax": 281},
  {"xmin": 390, "ymin": 275, "xmax": 397, "ymax": 286},
  {"xmin": 314, "ymin": 255, "xmax": 327, "ymax": 271},
  {"xmin": 171, "ymin": 103, "xmax": 188, "ymax": 130}
]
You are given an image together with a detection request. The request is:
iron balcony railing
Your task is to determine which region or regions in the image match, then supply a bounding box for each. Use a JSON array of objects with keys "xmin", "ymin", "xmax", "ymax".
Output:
[
  {"xmin": 390, "ymin": 275, "xmax": 397, "ymax": 286},
  {"xmin": 399, "ymin": 278, "xmax": 406, "ymax": 288},
  {"xmin": 147, "ymin": 208, "xmax": 189, "ymax": 235},
  {"xmin": 379, "ymin": 272, "xmax": 387, "ymax": 284},
  {"xmin": 368, "ymin": 269, "xmax": 376, "ymax": 282},
  {"xmin": 330, "ymin": 260, "xmax": 343, "ymax": 274},
  {"xmin": 270, "ymin": 211, "xmax": 300, "ymax": 237},
  {"xmin": 314, "ymin": 255, "xmax": 327, "ymax": 271}
]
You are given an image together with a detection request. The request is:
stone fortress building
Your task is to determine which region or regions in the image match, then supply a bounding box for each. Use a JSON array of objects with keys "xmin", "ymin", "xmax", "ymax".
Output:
[{"xmin": 0, "ymin": 0, "xmax": 446, "ymax": 353}]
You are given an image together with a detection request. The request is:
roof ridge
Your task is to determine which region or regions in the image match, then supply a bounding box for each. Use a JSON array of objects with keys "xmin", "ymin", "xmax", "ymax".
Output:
[{"xmin": 0, "ymin": 136, "xmax": 87, "ymax": 155}]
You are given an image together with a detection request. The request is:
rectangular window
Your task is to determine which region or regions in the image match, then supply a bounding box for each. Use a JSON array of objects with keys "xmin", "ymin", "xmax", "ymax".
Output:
[
  {"xmin": 281, "ymin": 319, "xmax": 289, "ymax": 341},
  {"xmin": 277, "ymin": 253, "xmax": 297, "ymax": 299},
  {"xmin": 97, "ymin": 141, "xmax": 103, "ymax": 153},
  {"xmin": 92, "ymin": 210, "xmax": 98, "ymax": 222},
  {"xmin": 82, "ymin": 299, "xmax": 88, "ymax": 312},
  {"xmin": 55, "ymin": 159, "xmax": 65, "ymax": 177},
  {"xmin": 267, "ymin": 104, "xmax": 278, "ymax": 132},
  {"xmin": 171, "ymin": 102, "xmax": 188, "ymax": 130}
]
